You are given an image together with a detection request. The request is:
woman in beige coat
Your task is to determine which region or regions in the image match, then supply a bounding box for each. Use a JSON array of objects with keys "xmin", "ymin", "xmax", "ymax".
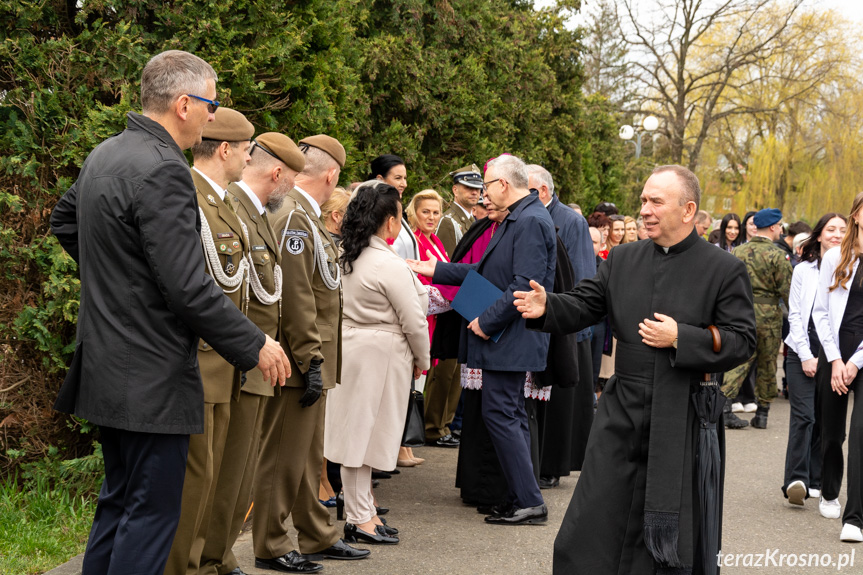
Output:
[{"xmin": 325, "ymin": 181, "xmax": 430, "ymax": 545}]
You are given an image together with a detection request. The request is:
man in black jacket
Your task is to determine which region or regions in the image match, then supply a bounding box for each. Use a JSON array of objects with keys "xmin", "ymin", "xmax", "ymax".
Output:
[{"xmin": 50, "ymin": 50, "xmax": 290, "ymax": 575}]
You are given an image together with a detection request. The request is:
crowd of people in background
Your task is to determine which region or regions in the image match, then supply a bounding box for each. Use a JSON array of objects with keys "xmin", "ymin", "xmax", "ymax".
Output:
[{"xmin": 49, "ymin": 48, "xmax": 863, "ymax": 575}]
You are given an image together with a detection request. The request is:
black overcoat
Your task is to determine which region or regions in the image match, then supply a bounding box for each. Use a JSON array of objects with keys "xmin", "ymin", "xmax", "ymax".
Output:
[{"xmin": 50, "ymin": 112, "xmax": 264, "ymax": 434}]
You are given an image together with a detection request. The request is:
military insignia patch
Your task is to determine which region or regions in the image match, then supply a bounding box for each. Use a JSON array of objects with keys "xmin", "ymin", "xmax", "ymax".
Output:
[
  {"xmin": 252, "ymin": 245, "xmax": 267, "ymax": 251},
  {"xmin": 219, "ymin": 244, "xmax": 227, "ymax": 252},
  {"xmin": 217, "ymin": 232, "xmax": 234, "ymax": 239},
  {"xmin": 232, "ymin": 241, "xmax": 240, "ymax": 249},
  {"xmin": 283, "ymin": 229, "xmax": 309, "ymax": 238},
  {"xmin": 286, "ymin": 236, "xmax": 305, "ymax": 255},
  {"xmin": 207, "ymin": 194, "xmax": 216, "ymax": 205}
]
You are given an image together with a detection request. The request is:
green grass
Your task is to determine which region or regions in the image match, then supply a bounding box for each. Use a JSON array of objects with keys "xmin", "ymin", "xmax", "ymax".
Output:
[{"xmin": 0, "ymin": 472, "xmax": 97, "ymax": 574}]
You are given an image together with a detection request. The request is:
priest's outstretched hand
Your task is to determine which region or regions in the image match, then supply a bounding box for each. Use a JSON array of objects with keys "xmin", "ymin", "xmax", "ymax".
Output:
[
  {"xmin": 514, "ymin": 279, "xmax": 547, "ymax": 318},
  {"xmin": 406, "ymin": 250, "xmax": 438, "ymax": 278}
]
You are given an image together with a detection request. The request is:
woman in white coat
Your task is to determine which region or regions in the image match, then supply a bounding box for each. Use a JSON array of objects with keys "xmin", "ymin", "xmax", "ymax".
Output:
[
  {"xmin": 813, "ymin": 192, "xmax": 863, "ymax": 542},
  {"xmin": 325, "ymin": 181, "xmax": 430, "ymax": 545},
  {"xmin": 782, "ymin": 213, "xmax": 845, "ymax": 506}
]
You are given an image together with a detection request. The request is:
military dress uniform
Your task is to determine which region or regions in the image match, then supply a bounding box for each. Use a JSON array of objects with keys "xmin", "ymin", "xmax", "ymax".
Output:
[
  {"xmin": 436, "ymin": 201, "xmax": 475, "ymax": 257},
  {"xmin": 722, "ymin": 235, "xmax": 792, "ymax": 411},
  {"xmin": 165, "ymin": 167, "xmax": 250, "ymax": 575},
  {"xmin": 252, "ymin": 184, "xmax": 344, "ymax": 559},
  {"xmin": 198, "ymin": 180, "xmax": 283, "ymax": 575}
]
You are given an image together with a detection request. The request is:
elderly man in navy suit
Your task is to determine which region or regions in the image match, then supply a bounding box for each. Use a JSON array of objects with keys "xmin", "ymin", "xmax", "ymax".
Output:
[{"xmin": 409, "ymin": 154, "xmax": 556, "ymax": 525}]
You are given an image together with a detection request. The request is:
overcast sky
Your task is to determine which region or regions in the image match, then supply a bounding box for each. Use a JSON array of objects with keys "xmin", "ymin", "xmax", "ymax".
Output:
[{"xmin": 535, "ymin": 0, "xmax": 863, "ymax": 26}]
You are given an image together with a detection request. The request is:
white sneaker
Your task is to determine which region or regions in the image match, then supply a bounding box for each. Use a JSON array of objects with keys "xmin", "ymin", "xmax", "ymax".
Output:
[
  {"xmin": 820, "ymin": 497, "xmax": 842, "ymax": 519},
  {"xmin": 731, "ymin": 402, "xmax": 744, "ymax": 413},
  {"xmin": 786, "ymin": 480, "xmax": 806, "ymax": 506},
  {"xmin": 809, "ymin": 488, "xmax": 822, "ymax": 499},
  {"xmin": 743, "ymin": 403, "xmax": 758, "ymax": 413},
  {"xmin": 840, "ymin": 523, "xmax": 863, "ymax": 542}
]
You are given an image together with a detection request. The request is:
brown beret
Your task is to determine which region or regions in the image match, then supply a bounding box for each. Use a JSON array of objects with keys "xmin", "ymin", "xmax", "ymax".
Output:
[
  {"xmin": 254, "ymin": 133, "xmax": 305, "ymax": 172},
  {"xmin": 299, "ymin": 134, "xmax": 346, "ymax": 168},
  {"xmin": 201, "ymin": 107, "xmax": 254, "ymax": 142}
]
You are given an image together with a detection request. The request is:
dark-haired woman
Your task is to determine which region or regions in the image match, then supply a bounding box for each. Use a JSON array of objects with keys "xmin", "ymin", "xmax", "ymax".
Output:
[
  {"xmin": 368, "ymin": 154, "xmax": 417, "ymax": 260},
  {"xmin": 324, "ymin": 181, "xmax": 430, "ymax": 545},
  {"xmin": 782, "ymin": 213, "xmax": 846, "ymax": 508},
  {"xmin": 813, "ymin": 193, "xmax": 863, "ymax": 542},
  {"xmin": 742, "ymin": 210, "xmax": 758, "ymax": 243},
  {"xmin": 715, "ymin": 212, "xmax": 743, "ymax": 252}
]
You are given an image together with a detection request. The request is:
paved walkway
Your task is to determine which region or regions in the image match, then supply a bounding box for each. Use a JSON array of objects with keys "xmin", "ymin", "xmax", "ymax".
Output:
[{"xmin": 46, "ymin": 394, "xmax": 857, "ymax": 574}]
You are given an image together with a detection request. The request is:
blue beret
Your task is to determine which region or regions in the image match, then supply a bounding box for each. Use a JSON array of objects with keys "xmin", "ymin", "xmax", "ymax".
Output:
[{"xmin": 753, "ymin": 208, "xmax": 782, "ymax": 229}]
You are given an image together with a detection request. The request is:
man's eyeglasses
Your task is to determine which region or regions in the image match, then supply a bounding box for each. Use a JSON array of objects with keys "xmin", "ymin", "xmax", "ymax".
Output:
[
  {"xmin": 482, "ymin": 178, "xmax": 501, "ymax": 190},
  {"xmin": 187, "ymin": 94, "xmax": 220, "ymax": 113}
]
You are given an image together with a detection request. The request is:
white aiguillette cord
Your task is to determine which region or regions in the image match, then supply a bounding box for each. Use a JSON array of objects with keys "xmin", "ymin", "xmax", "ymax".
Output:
[
  {"xmin": 241, "ymin": 219, "xmax": 282, "ymax": 306},
  {"xmin": 199, "ymin": 207, "xmax": 248, "ymax": 294},
  {"xmin": 279, "ymin": 206, "xmax": 341, "ymax": 291}
]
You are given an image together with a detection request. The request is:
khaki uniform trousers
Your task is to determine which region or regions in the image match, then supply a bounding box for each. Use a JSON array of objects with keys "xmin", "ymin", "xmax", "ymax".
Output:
[
  {"xmin": 198, "ymin": 391, "xmax": 268, "ymax": 574},
  {"xmin": 164, "ymin": 401, "xmax": 230, "ymax": 575},
  {"xmin": 424, "ymin": 358, "xmax": 462, "ymax": 440},
  {"xmin": 252, "ymin": 388, "xmax": 339, "ymax": 558}
]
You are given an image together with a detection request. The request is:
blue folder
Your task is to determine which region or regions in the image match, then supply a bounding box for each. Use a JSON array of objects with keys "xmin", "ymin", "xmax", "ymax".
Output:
[{"xmin": 450, "ymin": 270, "xmax": 506, "ymax": 343}]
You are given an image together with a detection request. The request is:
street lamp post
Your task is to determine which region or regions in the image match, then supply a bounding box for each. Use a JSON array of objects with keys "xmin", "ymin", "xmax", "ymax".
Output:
[{"xmin": 619, "ymin": 115, "xmax": 659, "ymax": 158}]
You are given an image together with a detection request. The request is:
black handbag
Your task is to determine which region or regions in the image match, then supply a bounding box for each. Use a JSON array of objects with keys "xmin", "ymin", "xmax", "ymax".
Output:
[{"xmin": 401, "ymin": 378, "xmax": 425, "ymax": 447}]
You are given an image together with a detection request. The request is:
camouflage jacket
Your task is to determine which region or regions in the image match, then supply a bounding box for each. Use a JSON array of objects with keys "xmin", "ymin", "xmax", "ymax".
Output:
[{"xmin": 731, "ymin": 236, "xmax": 792, "ymax": 306}]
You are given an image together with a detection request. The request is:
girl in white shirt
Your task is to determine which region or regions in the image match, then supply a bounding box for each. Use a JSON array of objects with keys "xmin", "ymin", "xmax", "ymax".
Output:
[
  {"xmin": 782, "ymin": 213, "xmax": 845, "ymax": 507},
  {"xmin": 813, "ymin": 192, "xmax": 863, "ymax": 542}
]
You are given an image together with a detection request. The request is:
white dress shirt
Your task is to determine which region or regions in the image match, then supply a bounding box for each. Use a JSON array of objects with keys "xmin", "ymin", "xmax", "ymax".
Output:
[
  {"xmin": 813, "ymin": 246, "xmax": 863, "ymax": 368},
  {"xmin": 192, "ymin": 167, "xmax": 226, "ymax": 201},
  {"xmin": 235, "ymin": 180, "xmax": 265, "ymax": 215},
  {"xmin": 784, "ymin": 260, "xmax": 819, "ymax": 361}
]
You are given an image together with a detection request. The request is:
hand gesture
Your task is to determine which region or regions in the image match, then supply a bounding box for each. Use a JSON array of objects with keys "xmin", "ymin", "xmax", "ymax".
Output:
[
  {"xmin": 831, "ymin": 359, "xmax": 848, "ymax": 395},
  {"xmin": 406, "ymin": 250, "xmax": 438, "ymax": 278},
  {"xmin": 513, "ymin": 280, "xmax": 547, "ymax": 319},
  {"xmin": 256, "ymin": 334, "xmax": 290, "ymax": 386},
  {"xmin": 638, "ymin": 313, "xmax": 678, "ymax": 348}
]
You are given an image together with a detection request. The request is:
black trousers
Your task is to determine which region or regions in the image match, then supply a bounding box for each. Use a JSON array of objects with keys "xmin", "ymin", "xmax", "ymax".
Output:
[
  {"xmin": 82, "ymin": 426, "xmax": 189, "ymax": 575},
  {"xmin": 820, "ymin": 329, "xmax": 863, "ymax": 528},
  {"xmin": 482, "ymin": 370, "xmax": 544, "ymax": 509},
  {"xmin": 783, "ymin": 350, "xmax": 822, "ymax": 493}
]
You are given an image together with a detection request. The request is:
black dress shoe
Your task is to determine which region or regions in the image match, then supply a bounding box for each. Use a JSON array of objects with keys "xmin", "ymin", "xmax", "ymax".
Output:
[
  {"xmin": 427, "ymin": 434, "xmax": 460, "ymax": 448},
  {"xmin": 343, "ymin": 522, "xmax": 399, "ymax": 545},
  {"xmin": 539, "ymin": 476, "xmax": 560, "ymax": 489},
  {"xmin": 312, "ymin": 538, "xmax": 370, "ymax": 560},
  {"xmin": 255, "ymin": 551, "xmax": 323, "ymax": 573},
  {"xmin": 487, "ymin": 501, "xmax": 514, "ymax": 518},
  {"xmin": 375, "ymin": 505, "xmax": 389, "ymax": 515},
  {"xmin": 377, "ymin": 519, "xmax": 398, "ymax": 535},
  {"xmin": 386, "ymin": 468, "xmax": 401, "ymax": 474},
  {"xmin": 372, "ymin": 470, "xmax": 392, "ymax": 479},
  {"xmin": 226, "ymin": 569, "xmax": 247, "ymax": 575},
  {"xmin": 485, "ymin": 504, "xmax": 548, "ymax": 525}
]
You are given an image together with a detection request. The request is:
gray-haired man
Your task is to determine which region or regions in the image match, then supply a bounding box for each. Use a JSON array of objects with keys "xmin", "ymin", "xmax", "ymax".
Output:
[{"xmin": 50, "ymin": 50, "xmax": 290, "ymax": 575}]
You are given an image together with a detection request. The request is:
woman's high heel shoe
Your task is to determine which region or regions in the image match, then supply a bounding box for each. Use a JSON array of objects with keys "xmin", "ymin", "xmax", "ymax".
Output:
[
  {"xmin": 344, "ymin": 522, "xmax": 399, "ymax": 545},
  {"xmin": 336, "ymin": 491, "xmax": 345, "ymax": 521}
]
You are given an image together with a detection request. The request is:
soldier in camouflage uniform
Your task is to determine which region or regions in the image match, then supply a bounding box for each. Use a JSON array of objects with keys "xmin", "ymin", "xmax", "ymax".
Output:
[{"xmin": 722, "ymin": 208, "xmax": 792, "ymax": 429}]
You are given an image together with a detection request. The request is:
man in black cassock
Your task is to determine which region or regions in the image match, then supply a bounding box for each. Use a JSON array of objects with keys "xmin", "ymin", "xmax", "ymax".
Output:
[{"xmin": 515, "ymin": 165, "xmax": 757, "ymax": 575}]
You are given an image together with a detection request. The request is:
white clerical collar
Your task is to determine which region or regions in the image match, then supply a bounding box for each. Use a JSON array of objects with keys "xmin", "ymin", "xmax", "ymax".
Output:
[
  {"xmin": 295, "ymin": 186, "xmax": 321, "ymax": 217},
  {"xmin": 236, "ymin": 180, "xmax": 265, "ymax": 215},
  {"xmin": 454, "ymin": 201, "xmax": 472, "ymax": 219},
  {"xmin": 192, "ymin": 166, "xmax": 226, "ymax": 201}
]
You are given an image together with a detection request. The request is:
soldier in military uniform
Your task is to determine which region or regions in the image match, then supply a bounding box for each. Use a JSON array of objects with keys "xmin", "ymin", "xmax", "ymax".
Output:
[
  {"xmin": 722, "ymin": 208, "xmax": 792, "ymax": 429},
  {"xmin": 197, "ymin": 132, "xmax": 305, "ymax": 575},
  {"xmin": 164, "ymin": 107, "xmax": 255, "ymax": 575},
  {"xmin": 435, "ymin": 164, "xmax": 483, "ymax": 255},
  {"xmin": 253, "ymin": 135, "xmax": 369, "ymax": 573},
  {"xmin": 424, "ymin": 165, "xmax": 485, "ymax": 447}
]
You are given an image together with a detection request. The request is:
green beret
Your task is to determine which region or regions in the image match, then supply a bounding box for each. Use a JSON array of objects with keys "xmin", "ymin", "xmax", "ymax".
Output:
[
  {"xmin": 299, "ymin": 134, "xmax": 346, "ymax": 168},
  {"xmin": 201, "ymin": 107, "xmax": 254, "ymax": 142},
  {"xmin": 254, "ymin": 133, "xmax": 305, "ymax": 172}
]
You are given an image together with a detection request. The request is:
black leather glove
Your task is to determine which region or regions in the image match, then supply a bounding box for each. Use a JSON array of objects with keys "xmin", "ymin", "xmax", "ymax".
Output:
[{"xmin": 299, "ymin": 359, "xmax": 323, "ymax": 408}]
